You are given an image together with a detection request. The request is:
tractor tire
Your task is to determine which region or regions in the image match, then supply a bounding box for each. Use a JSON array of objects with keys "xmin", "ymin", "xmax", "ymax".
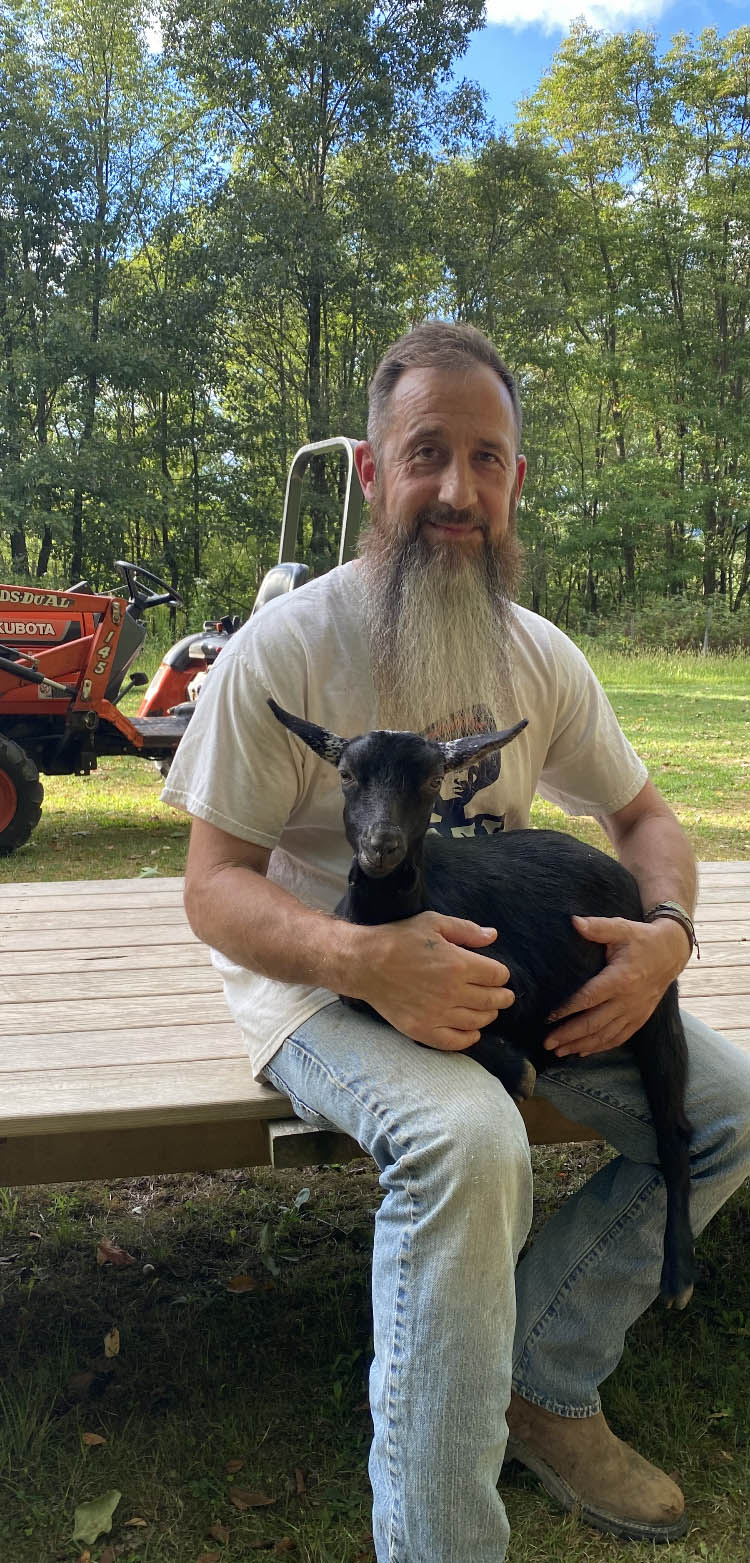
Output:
[{"xmin": 0, "ymin": 736, "xmax": 44, "ymax": 855}]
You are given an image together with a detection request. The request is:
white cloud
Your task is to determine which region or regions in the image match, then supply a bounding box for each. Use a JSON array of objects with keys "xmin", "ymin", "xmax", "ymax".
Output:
[{"xmin": 485, "ymin": 0, "xmax": 669, "ymax": 32}]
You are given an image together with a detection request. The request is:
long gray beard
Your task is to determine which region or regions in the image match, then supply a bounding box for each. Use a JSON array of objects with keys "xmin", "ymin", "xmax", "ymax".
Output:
[{"xmin": 359, "ymin": 503, "xmax": 524, "ymax": 739}]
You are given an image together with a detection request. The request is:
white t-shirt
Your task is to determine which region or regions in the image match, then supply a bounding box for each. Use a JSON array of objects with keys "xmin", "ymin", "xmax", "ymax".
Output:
[{"xmin": 162, "ymin": 560, "xmax": 648, "ymax": 1076}]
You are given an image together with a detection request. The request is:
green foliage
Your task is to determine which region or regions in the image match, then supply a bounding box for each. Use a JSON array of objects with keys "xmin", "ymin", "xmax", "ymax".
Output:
[{"xmin": 0, "ymin": 9, "xmax": 749, "ymax": 632}]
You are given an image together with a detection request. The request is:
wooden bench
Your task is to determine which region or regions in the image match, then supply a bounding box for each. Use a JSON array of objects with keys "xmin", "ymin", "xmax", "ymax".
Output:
[{"xmin": 1, "ymin": 866, "xmax": 748, "ymax": 1185}]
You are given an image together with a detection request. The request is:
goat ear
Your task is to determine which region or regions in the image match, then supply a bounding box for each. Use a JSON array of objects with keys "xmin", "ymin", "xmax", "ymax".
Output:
[
  {"xmin": 267, "ymin": 698, "xmax": 347, "ymax": 765},
  {"xmin": 440, "ymin": 717, "xmax": 528, "ymax": 772}
]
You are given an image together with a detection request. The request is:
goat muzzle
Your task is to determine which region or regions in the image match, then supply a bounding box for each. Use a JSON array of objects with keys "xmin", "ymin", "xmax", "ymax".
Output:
[{"xmin": 358, "ymin": 826, "xmax": 406, "ymax": 876}]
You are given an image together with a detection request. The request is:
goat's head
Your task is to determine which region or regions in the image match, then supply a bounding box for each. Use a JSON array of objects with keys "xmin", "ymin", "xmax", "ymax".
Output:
[{"xmin": 269, "ymin": 699, "xmax": 527, "ymax": 878}]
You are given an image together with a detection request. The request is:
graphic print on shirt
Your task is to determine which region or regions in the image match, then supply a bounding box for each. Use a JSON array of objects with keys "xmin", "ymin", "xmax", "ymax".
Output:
[{"xmin": 425, "ymin": 705, "xmax": 506, "ymax": 838}]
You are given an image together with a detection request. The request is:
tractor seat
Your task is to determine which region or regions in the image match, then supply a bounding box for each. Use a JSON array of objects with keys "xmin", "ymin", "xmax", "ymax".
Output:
[{"xmin": 251, "ymin": 562, "xmax": 310, "ymax": 614}]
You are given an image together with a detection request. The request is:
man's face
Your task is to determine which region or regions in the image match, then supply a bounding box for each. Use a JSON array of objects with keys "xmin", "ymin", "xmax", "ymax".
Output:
[
  {"xmin": 355, "ymin": 363, "xmax": 526, "ymax": 552},
  {"xmin": 354, "ymin": 361, "xmax": 527, "ymax": 738}
]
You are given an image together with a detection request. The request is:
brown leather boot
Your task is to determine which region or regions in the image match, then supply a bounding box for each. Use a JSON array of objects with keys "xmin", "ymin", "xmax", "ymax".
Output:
[{"xmin": 504, "ymin": 1392, "xmax": 687, "ymax": 1542}]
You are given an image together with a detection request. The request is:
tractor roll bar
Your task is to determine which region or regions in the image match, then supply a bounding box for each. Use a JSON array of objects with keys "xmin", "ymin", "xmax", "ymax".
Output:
[{"xmin": 278, "ymin": 437, "xmax": 364, "ymax": 568}]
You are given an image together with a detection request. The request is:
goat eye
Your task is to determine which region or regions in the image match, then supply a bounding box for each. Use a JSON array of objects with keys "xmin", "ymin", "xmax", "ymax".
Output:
[{"xmin": 339, "ymin": 768, "xmax": 355, "ymax": 786}]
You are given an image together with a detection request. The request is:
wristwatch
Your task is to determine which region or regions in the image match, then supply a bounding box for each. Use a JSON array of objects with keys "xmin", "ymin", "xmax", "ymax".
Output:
[{"xmin": 644, "ymin": 900, "xmax": 700, "ymax": 960}]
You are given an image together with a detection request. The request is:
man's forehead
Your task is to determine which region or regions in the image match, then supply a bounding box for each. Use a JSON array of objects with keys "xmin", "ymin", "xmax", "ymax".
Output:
[{"xmin": 387, "ymin": 364, "xmax": 516, "ymax": 445}]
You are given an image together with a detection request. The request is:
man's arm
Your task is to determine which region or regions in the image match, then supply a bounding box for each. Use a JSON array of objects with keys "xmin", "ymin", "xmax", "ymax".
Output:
[
  {"xmin": 184, "ymin": 816, "xmax": 515, "ymax": 1051},
  {"xmin": 543, "ymin": 778, "xmax": 697, "ymax": 1059}
]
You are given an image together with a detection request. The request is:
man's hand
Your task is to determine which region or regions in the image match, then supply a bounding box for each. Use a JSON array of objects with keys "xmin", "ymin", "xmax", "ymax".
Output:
[
  {"xmin": 356, "ymin": 910, "xmax": 515, "ymax": 1051},
  {"xmin": 543, "ymin": 913, "xmax": 691, "ymax": 1059}
]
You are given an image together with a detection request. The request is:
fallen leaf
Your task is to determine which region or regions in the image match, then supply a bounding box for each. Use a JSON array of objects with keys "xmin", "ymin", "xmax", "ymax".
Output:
[
  {"xmin": 125, "ymin": 1515, "xmax": 148, "ymax": 1525},
  {"xmin": 103, "ymin": 1327, "xmax": 120, "ymax": 1358},
  {"xmin": 227, "ymin": 1275, "xmax": 259, "ymax": 1293},
  {"xmin": 76, "ymin": 1552, "xmax": 92, "ymax": 1563},
  {"xmin": 196, "ymin": 1553, "xmax": 221, "ymax": 1563},
  {"xmin": 209, "ymin": 1519, "xmax": 231, "ymax": 1542},
  {"xmin": 225, "ymin": 1459, "xmax": 245, "ymax": 1473},
  {"xmin": 72, "ymin": 1489, "xmax": 122, "ymax": 1546},
  {"xmin": 100, "ymin": 1548, "xmax": 116, "ymax": 1563},
  {"xmin": 274, "ymin": 1540, "xmax": 295, "ymax": 1554},
  {"xmin": 81, "ymin": 1432, "xmax": 107, "ymax": 1447},
  {"xmin": 294, "ymin": 1468, "xmax": 306, "ymax": 1495},
  {"xmin": 97, "ymin": 1237, "xmax": 136, "ymax": 1267},
  {"xmin": 230, "ymin": 1488, "xmax": 275, "ymax": 1511}
]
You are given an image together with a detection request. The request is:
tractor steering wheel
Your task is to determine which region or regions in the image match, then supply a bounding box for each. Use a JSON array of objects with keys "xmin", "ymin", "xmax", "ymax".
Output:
[{"xmin": 116, "ymin": 561, "xmax": 184, "ymax": 614}]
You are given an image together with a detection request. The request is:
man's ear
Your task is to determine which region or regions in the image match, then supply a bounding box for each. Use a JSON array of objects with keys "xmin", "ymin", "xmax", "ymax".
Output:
[
  {"xmin": 354, "ymin": 440, "xmax": 377, "ymax": 502},
  {"xmin": 516, "ymin": 453, "xmax": 527, "ymax": 503}
]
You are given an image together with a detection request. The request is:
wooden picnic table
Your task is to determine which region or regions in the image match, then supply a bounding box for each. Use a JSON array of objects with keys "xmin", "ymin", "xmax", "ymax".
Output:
[{"xmin": 1, "ymin": 864, "xmax": 748, "ymax": 1185}]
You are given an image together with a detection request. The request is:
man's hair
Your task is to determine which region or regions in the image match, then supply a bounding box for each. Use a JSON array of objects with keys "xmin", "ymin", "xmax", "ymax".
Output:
[{"xmin": 367, "ymin": 320, "xmax": 522, "ymax": 455}]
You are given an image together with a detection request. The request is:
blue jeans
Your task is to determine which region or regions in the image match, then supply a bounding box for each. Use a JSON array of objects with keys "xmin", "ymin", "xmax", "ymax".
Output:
[{"xmin": 263, "ymin": 1003, "xmax": 750, "ymax": 1563}]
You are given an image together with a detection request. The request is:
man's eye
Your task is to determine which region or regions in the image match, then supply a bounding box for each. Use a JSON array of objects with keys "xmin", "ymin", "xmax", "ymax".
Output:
[{"xmin": 426, "ymin": 775, "xmax": 443, "ymax": 793}]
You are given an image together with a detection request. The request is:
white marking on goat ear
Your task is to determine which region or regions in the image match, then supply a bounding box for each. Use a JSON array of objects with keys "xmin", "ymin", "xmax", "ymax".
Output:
[
  {"xmin": 440, "ymin": 719, "xmax": 528, "ymax": 772},
  {"xmin": 267, "ymin": 697, "xmax": 347, "ymax": 765}
]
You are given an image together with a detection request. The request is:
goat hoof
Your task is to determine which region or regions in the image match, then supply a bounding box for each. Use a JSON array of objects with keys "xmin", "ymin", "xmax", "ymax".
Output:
[
  {"xmin": 663, "ymin": 1282, "xmax": 694, "ymax": 1311},
  {"xmin": 512, "ymin": 1059, "xmax": 537, "ymax": 1103}
]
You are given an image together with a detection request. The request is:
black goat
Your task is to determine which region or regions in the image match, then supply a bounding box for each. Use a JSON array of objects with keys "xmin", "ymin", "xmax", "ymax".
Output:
[{"xmin": 269, "ymin": 699, "xmax": 695, "ymax": 1309}]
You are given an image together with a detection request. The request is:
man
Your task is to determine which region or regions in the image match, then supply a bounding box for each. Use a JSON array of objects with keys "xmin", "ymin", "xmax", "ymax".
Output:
[{"xmin": 163, "ymin": 322, "xmax": 750, "ymax": 1563}]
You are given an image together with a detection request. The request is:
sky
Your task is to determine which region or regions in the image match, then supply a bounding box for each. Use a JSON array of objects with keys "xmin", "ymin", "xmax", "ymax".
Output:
[{"xmin": 461, "ymin": 0, "xmax": 749, "ymax": 130}]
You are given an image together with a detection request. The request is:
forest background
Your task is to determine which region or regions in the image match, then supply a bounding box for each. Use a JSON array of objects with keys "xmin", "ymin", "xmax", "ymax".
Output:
[{"xmin": 1, "ymin": 1, "xmax": 749, "ymax": 648}]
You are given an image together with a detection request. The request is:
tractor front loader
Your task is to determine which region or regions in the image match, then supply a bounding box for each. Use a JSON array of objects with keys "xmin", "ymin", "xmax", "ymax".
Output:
[{"xmin": 0, "ymin": 564, "xmax": 192, "ymax": 854}]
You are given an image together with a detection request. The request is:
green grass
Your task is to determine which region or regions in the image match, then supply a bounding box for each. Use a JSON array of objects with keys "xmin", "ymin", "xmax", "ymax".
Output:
[
  {"xmin": 1, "ymin": 647, "xmax": 749, "ymax": 883},
  {"xmin": 0, "ymin": 1159, "xmax": 747, "ymax": 1562},
  {"xmin": 531, "ymin": 649, "xmax": 750, "ymax": 860}
]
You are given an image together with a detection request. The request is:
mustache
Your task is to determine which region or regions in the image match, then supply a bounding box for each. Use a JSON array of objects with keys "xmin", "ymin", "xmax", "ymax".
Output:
[{"xmin": 415, "ymin": 503, "xmax": 489, "ymax": 535}]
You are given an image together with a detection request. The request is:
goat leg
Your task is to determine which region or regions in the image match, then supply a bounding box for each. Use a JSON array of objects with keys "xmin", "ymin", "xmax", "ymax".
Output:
[
  {"xmin": 629, "ymin": 987, "xmax": 695, "ymax": 1309},
  {"xmin": 466, "ymin": 1034, "xmax": 537, "ymax": 1104}
]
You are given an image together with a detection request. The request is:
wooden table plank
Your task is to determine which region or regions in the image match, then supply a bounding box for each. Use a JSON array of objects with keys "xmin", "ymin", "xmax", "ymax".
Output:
[
  {"xmin": 698, "ymin": 862, "xmax": 750, "ymax": 874},
  {"xmin": 0, "ymin": 959, "xmax": 737, "ymax": 1012},
  {"xmin": 0, "ymin": 870, "xmax": 747, "ymax": 1176},
  {"xmin": 1, "ymin": 923, "xmax": 198, "ymax": 952},
  {"xmin": 680, "ymin": 994, "xmax": 750, "ymax": 1030},
  {"xmin": 0, "ymin": 906, "xmax": 188, "ymax": 932},
  {"xmin": 0, "ymin": 992, "xmax": 231, "ymax": 1038},
  {"xmin": 6, "ymin": 944, "xmax": 212, "ymax": 976},
  {"xmin": 0, "ymin": 967, "xmax": 222, "ymax": 1004},
  {"xmin": 0, "ymin": 891, "xmax": 184, "ymax": 916},
  {"xmin": 0, "ymin": 1022, "xmax": 244, "ymax": 1073},
  {"xmin": 679, "ymin": 967, "xmax": 750, "ymax": 996},
  {"xmin": 3, "ymin": 876, "xmax": 187, "ymax": 897},
  {"xmin": 0, "ymin": 1058, "xmax": 290, "ymax": 1136}
]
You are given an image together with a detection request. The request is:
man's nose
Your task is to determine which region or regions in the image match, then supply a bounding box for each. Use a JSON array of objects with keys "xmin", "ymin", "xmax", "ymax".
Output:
[{"xmin": 438, "ymin": 454, "xmax": 477, "ymax": 511}]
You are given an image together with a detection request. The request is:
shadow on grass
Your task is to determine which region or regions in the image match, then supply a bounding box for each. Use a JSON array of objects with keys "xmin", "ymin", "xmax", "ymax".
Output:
[{"xmin": 0, "ymin": 1164, "xmax": 748, "ymax": 1562}]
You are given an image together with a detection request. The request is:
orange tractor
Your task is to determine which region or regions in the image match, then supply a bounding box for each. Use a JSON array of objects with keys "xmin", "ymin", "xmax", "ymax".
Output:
[
  {"xmin": 0, "ymin": 560, "xmax": 311, "ymax": 854},
  {"xmin": 0, "ymin": 437, "xmax": 363, "ymax": 854}
]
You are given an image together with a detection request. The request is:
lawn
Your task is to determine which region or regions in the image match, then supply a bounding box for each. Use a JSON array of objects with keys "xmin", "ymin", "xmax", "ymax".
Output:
[
  {"xmin": 1, "ymin": 647, "xmax": 747, "ymax": 887},
  {"xmin": 0, "ymin": 648, "xmax": 748, "ymax": 1561}
]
